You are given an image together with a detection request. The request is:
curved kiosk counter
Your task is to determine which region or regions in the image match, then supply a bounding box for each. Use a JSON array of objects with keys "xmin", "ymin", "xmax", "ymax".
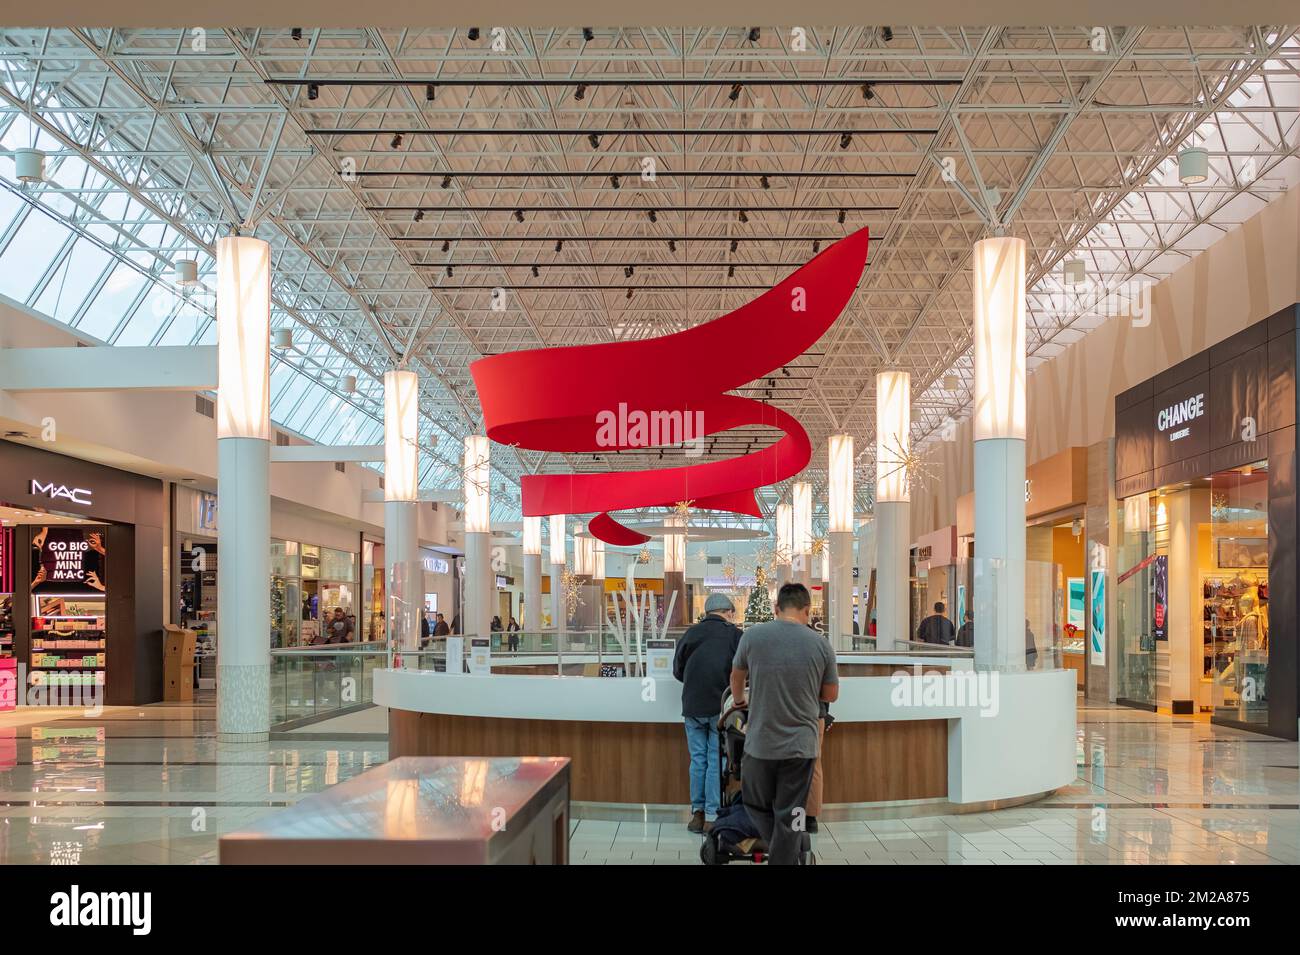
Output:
[{"xmin": 377, "ymin": 655, "xmax": 1077, "ymax": 812}]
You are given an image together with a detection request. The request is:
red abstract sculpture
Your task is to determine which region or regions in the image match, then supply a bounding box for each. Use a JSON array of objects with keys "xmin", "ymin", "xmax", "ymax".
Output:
[{"xmin": 470, "ymin": 228, "xmax": 869, "ymax": 544}]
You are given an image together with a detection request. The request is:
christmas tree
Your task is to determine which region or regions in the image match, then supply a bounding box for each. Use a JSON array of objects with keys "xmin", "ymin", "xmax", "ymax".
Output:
[{"xmin": 744, "ymin": 568, "xmax": 774, "ymax": 624}]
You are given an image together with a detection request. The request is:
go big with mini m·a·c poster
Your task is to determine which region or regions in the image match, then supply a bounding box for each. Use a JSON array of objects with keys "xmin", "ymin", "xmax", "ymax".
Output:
[{"xmin": 30, "ymin": 526, "xmax": 107, "ymax": 595}]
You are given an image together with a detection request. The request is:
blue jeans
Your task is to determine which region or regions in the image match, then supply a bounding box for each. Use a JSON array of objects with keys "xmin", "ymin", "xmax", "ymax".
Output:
[{"xmin": 684, "ymin": 715, "xmax": 721, "ymax": 819}]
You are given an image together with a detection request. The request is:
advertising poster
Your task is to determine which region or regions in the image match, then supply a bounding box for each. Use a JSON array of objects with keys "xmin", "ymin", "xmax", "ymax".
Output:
[
  {"xmin": 1152, "ymin": 555, "xmax": 1168, "ymax": 642},
  {"xmin": 1089, "ymin": 569, "xmax": 1106, "ymax": 663},
  {"xmin": 1067, "ymin": 578, "xmax": 1086, "ymax": 630},
  {"xmin": 30, "ymin": 527, "xmax": 106, "ymax": 596},
  {"xmin": 956, "ymin": 584, "xmax": 966, "ymax": 631}
]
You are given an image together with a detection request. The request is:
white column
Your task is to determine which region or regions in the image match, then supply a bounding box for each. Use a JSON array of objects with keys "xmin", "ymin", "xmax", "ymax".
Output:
[
  {"xmin": 792, "ymin": 481, "xmax": 812, "ymax": 588},
  {"xmin": 522, "ymin": 516, "xmax": 542, "ymax": 631},
  {"xmin": 663, "ymin": 514, "xmax": 688, "ymax": 626},
  {"xmin": 875, "ymin": 370, "xmax": 911, "ymax": 650},
  {"xmin": 972, "ymin": 235, "xmax": 1027, "ymax": 671},
  {"xmin": 463, "ymin": 434, "xmax": 491, "ymax": 637},
  {"xmin": 828, "ymin": 433, "xmax": 855, "ymax": 640},
  {"xmin": 383, "ymin": 370, "xmax": 421, "ymax": 660},
  {"xmin": 549, "ymin": 514, "xmax": 566, "ymax": 636},
  {"xmin": 216, "ymin": 236, "xmax": 272, "ymax": 742},
  {"xmin": 775, "ymin": 502, "xmax": 793, "ymax": 592}
]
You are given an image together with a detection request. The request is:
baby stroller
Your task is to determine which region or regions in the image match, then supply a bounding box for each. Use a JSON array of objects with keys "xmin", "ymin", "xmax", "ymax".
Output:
[
  {"xmin": 700, "ymin": 689, "xmax": 814, "ymax": 865},
  {"xmin": 700, "ymin": 688, "xmax": 767, "ymax": 864}
]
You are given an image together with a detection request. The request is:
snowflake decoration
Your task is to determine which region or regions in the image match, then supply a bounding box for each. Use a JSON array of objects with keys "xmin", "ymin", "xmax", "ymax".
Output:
[
  {"xmin": 877, "ymin": 434, "xmax": 935, "ymax": 494},
  {"xmin": 671, "ymin": 499, "xmax": 695, "ymax": 518},
  {"xmin": 694, "ymin": 546, "xmax": 709, "ymax": 562},
  {"xmin": 722, "ymin": 561, "xmax": 738, "ymax": 589},
  {"xmin": 810, "ymin": 536, "xmax": 828, "ymax": 558},
  {"xmin": 1211, "ymin": 492, "xmax": 1230, "ymax": 523},
  {"xmin": 637, "ymin": 546, "xmax": 652, "ymax": 565}
]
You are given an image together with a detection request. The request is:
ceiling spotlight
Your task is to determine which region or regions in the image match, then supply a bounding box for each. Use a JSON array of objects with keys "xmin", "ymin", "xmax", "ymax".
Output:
[
  {"xmin": 575, "ymin": 84, "xmax": 587, "ymax": 101},
  {"xmin": 624, "ymin": 266, "xmax": 634, "ymax": 278},
  {"xmin": 728, "ymin": 265, "xmax": 736, "ymax": 278},
  {"xmin": 738, "ymin": 209, "xmax": 748, "ymax": 224},
  {"xmin": 626, "ymin": 288, "xmax": 633, "ymax": 300},
  {"xmin": 446, "ymin": 265, "xmax": 454, "ymax": 277},
  {"xmin": 441, "ymin": 240, "xmax": 450, "ymax": 252},
  {"xmin": 467, "ymin": 28, "xmax": 481, "ymax": 41},
  {"xmin": 781, "ymin": 366, "xmax": 790, "ymax": 377},
  {"xmin": 610, "ymin": 174, "xmax": 621, "ymax": 189},
  {"xmin": 555, "ymin": 240, "xmax": 563, "ymax": 252},
  {"xmin": 648, "ymin": 209, "xmax": 657, "ymax": 223},
  {"xmin": 582, "ymin": 27, "xmax": 594, "ymax": 42},
  {"xmin": 760, "ymin": 174, "xmax": 770, "ymax": 189},
  {"xmin": 425, "ymin": 83, "xmax": 436, "ymax": 102},
  {"xmin": 413, "ymin": 209, "xmax": 424, "ymax": 222},
  {"xmin": 730, "ymin": 239, "xmax": 739, "ymax": 253},
  {"xmin": 441, "ymin": 174, "xmax": 451, "ymax": 188},
  {"xmin": 291, "ymin": 27, "xmax": 303, "ymax": 41},
  {"xmin": 837, "ymin": 209, "xmax": 846, "ymax": 224},
  {"xmin": 839, "ymin": 131, "xmax": 853, "ymax": 149},
  {"xmin": 1063, "ymin": 259, "xmax": 1086, "ymax": 285},
  {"xmin": 668, "ymin": 239, "xmax": 677, "ymax": 252},
  {"xmin": 587, "ymin": 132, "xmax": 601, "ymax": 148},
  {"xmin": 1178, "ymin": 146, "xmax": 1209, "ymax": 185},
  {"xmin": 747, "ymin": 27, "xmax": 761, "ymax": 42},
  {"xmin": 531, "ymin": 265, "xmax": 540, "ymax": 277},
  {"xmin": 812, "ymin": 240, "xmax": 820, "ymax": 253},
  {"xmin": 390, "ymin": 133, "xmax": 403, "ymax": 149},
  {"xmin": 514, "ymin": 209, "xmax": 525, "ymax": 223},
  {"xmin": 880, "ymin": 26, "xmax": 894, "ymax": 42},
  {"xmin": 728, "ymin": 83, "xmax": 742, "ymax": 102},
  {"xmin": 307, "ymin": 83, "xmax": 319, "ymax": 101},
  {"xmin": 861, "ymin": 83, "xmax": 875, "ymax": 101}
]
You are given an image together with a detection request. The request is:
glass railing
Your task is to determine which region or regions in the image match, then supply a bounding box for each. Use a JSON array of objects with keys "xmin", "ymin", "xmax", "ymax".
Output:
[{"xmin": 270, "ymin": 641, "xmax": 386, "ymax": 726}]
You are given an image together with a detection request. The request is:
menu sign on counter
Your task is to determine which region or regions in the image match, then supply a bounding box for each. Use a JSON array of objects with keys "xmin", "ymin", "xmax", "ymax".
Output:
[
  {"xmin": 468, "ymin": 637, "xmax": 491, "ymax": 676},
  {"xmin": 31, "ymin": 527, "xmax": 106, "ymax": 596}
]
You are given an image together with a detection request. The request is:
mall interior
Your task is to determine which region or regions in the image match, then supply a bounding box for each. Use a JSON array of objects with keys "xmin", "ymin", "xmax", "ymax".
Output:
[{"xmin": 0, "ymin": 21, "xmax": 1298, "ymax": 867}]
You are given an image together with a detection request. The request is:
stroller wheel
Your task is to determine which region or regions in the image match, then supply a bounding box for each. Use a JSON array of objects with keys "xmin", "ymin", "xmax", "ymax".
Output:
[{"xmin": 699, "ymin": 835, "xmax": 725, "ymax": 866}]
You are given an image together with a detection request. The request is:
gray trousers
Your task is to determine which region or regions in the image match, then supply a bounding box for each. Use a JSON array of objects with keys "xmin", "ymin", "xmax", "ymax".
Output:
[{"xmin": 741, "ymin": 755, "xmax": 816, "ymax": 865}]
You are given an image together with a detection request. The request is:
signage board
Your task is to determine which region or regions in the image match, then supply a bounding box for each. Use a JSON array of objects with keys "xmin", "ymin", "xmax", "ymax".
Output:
[
  {"xmin": 645, "ymin": 638, "xmax": 675, "ymax": 682},
  {"xmin": 31, "ymin": 527, "xmax": 106, "ymax": 596},
  {"xmin": 444, "ymin": 636, "xmax": 464, "ymax": 674},
  {"xmin": 28, "ymin": 479, "xmax": 93, "ymax": 507},
  {"xmin": 467, "ymin": 637, "xmax": 491, "ymax": 676}
]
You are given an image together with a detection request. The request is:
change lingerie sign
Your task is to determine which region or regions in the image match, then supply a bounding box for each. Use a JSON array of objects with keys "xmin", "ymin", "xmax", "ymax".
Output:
[{"xmin": 1156, "ymin": 393, "xmax": 1205, "ymax": 442}]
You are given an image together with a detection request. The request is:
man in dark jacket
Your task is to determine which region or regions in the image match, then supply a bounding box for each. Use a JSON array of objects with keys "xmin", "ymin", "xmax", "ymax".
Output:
[
  {"xmin": 672, "ymin": 592, "xmax": 742, "ymax": 833},
  {"xmin": 916, "ymin": 602, "xmax": 956, "ymax": 645}
]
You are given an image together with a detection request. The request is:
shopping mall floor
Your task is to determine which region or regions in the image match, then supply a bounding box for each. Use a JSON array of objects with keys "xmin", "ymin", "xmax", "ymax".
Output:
[{"xmin": 0, "ymin": 699, "xmax": 1296, "ymax": 865}]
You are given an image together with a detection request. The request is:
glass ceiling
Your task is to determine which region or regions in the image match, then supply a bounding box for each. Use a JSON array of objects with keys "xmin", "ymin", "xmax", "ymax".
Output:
[{"xmin": 0, "ymin": 108, "xmax": 505, "ymax": 518}]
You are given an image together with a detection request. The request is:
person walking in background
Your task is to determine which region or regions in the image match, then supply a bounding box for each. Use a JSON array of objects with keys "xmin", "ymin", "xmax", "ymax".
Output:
[
  {"xmin": 1025, "ymin": 619, "xmax": 1038, "ymax": 670},
  {"xmin": 507, "ymin": 616, "xmax": 521, "ymax": 653},
  {"xmin": 673, "ymin": 593, "xmax": 742, "ymax": 834},
  {"xmin": 729, "ymin": 583, "xmax": 839, "ymax": 865},
  {"xmin": 420, "ymin": 611, "xmax": 431, "ymax": 646},
  {"xmin": 916, "ymin": 601, "xmax": 956, "ymax": 645},
  {"xmin": 432, "ymin": 612, "xmax": 450, "ymax": 637},
  {"xmin": 956, "ymin": 610, "xmax": 974, "ymax": 648}
]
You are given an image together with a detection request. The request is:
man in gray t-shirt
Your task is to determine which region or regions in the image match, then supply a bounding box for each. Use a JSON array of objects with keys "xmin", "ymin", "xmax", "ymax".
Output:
[{"xmin": 730, "ymin": 582, "xmax": 838, "ymax": 864}]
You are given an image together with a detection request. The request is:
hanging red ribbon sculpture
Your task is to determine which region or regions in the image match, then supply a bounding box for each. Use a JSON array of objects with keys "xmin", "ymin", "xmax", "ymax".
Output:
[{"xmin": 471, "ymin": 228, "xmax": 869, "ymax": 545}]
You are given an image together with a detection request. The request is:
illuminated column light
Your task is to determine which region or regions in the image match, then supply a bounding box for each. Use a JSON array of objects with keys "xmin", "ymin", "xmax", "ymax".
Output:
[
  {"xmin": 463, "ymin": 435, "xmax": 490, "ymax": 533},
  {"xmin": 215, "ymin": 235, "xmax": 271, "ymax": 741},
  {"xmin": 522, "ymin": 516, "xmax": 543, "ymax": 630},
  {"xmin": 549, "ymin": 514, "xmax": 566, "ymax": 566},
  {"xmin": 593, "ymin": 538, "xmax": 606, "ymax": 581},
  {"xmin": 663, "ymin": 514, "xmax": 687, "ymax": 626},
  {"xmin": 972, "ymin": 236, "xmax": 1027, "ymax": 441},
  {"xmin": 793, "ymin": 481, "xmax": 813, "ymax": 556},
  {"xmin": 549, "ymin": 515, "xmax": 566, "ymax": 635},
  {"xmin": 828, "ymin": 433, "xmax": 855, "ymax": 640},
  {"xmin": 775, "ymin": 502, "xmax": 793, "ymax": 589},
  {"xmin": 216, "ymin": 237, "xmax": 270, "ymax": 439},
  {"xmin": 875, "ymin": 370, "xmax": 910, "ymax": 650},
  {"xmin": 828, "ymin": 434, "xmax": 854, "ymax": 533},
  {"xmin": 383, "ymin": 370, "xmax": 419, "ymax": 502},
  {"xmin": 972, "ymin": 234, "xmax": 1028, "ymax": 671}
]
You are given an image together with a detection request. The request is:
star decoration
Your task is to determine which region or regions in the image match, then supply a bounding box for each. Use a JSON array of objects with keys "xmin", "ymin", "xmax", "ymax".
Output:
[
  {"xmin": 694, "ymin": 546, "xmax": 709, "ymax": 562},
  {"xmin": 878, "ymin": 434, "xmax": 935, "ymax": 494},
  {"xmin": 671, "ymin": 500, "xmax": 695, "ymax": 518},
  {"xmin": 637, "ymin": 546, "xmax": 652, "ymax": 565},
  {"xmin": 559, "ymin": 568, "xmax": 584, "ymax": 617},
  {"xmin": 810, "ymin": 536, "xmax": 828, "ymax": 558},
  {"xmin": 1211, "ymin": 492, "xmax": 1230, "ymax": 523}
]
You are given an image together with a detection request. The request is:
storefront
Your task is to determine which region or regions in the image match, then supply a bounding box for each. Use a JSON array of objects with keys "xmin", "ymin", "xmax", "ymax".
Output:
[
  {"xmin": 0, "ymin": 440, "xmax": 165, "ymax": 706},
  {"xmin": 1114, "ymin": 304, "xmax": 1298, "ymax": 738}
]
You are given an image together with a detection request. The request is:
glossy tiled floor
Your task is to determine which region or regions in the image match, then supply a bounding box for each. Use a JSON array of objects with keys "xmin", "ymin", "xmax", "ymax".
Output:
[{"xmin": 0, "ymin": 698, "xmax": 1295, "ymax": 864}]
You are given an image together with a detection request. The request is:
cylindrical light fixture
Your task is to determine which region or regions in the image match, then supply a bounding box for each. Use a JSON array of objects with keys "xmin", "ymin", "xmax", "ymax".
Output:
[
  {"xmin": 776, "ymin": 503, "xmax": 793, "ymax": 561},
  {"xmin": 342, "ymin": 374, "xmax": 357, "ymax": 394},
  {"xmin": 972, "ymin": 236, "xmax": 1027, "ymax": 441},
  {"xmin": 875, "ymin": 370, "xmax": 911, "ymax": 503},
  {"xmin": 523, "ymin": 516, "xmax": 542, "ymax": 556},
  {"xmin": 216, "ymin": 235, "xmax": 271, "ymax": 440},
  {"xmin": 549, "ymin": 514, "xmax": 566, "ymax": 565},
  {"xmin": 574, "ymin": 535, "xmax": 594, "ymax": 576},
  {"xmin": 828, "ymin": 434, "xmax": 854, "ymax": 533},
  {"xmin": 1178, "ymin": 146, "xmax": 1209, "ymax": 185},
  {"xmin": 383, "ymin": 370, "xmax": 419, "ymax": 502},
  {"xmin": 793, "ymin": 482, "xmax": 813, "ymax": 558},
  {"xmin": 272, "ymin": 327, "xmax": 293, "ymax": 350},
  {"xmin": 664, "ymin": 515, "xmax": 686, "ymax": 573},
  {"xmin": 593, "ymin": 538, "xmax": 606, "ymax": 581},
  {"xmin": 463, "ymin": 434, "xmax": 490, "ymax": 533},
  {"xmin": 174, "ymin": 259, "xmax": 199, "ymax": 286}
]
